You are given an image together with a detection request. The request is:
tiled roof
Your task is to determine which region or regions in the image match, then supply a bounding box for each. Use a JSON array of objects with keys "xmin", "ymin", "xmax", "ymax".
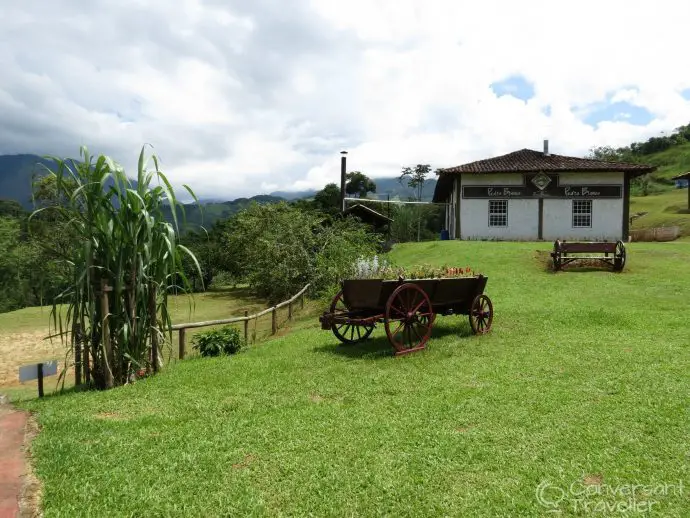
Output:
[
  {"xmin": 433, "ymin": 148, "xmax": 656, "ymax": 202},
  {"xmin": 439, "ymin": 148, "xmax": 655, "ymax": 174},
  {"xmin": 671, "ymin": 171, "xmax": 690, "ymax": 180}
]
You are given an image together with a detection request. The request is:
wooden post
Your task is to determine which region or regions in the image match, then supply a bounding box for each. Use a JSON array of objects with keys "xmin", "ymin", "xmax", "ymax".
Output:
[
  {"xmin": 100, "ymin": 279, "xmax": 114, "ymax": 389},
  {"xmin": 37, "ymin": 363, "xmax": 44, "ymax": 398},
  {"xmin": 272, "ymin": 307, "xmax": 277, "ymax": 335},
  {"xmin": 300, "ymin": 292, "xmax": 305, "ymax": 310},
  {"xmin": 178, "ymin": 328, "xmax": 186, "ymax": 360},
  {"xmin": 74, "ymin": 322, "xmax": 82, "ymax": 386},
  {"xmin": 83, "ymin": 327, "xmax": 90, "ymax": 385},
  {"xmin": 149, "ymin": 284, "xmax": 159, "ymax": 373},
  {"xmin": 288, "ymin": 300, "xmax": 292, "ymax": 320},
  {"xmin": 244, "ymin": 311, "xmax": 249, "ymax": 344}
]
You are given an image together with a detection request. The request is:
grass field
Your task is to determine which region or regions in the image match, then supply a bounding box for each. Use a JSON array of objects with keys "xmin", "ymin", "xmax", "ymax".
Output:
[
  {"xmin": 15, "ymin": 240, "xmax": 690, "ymax": 517},
  {"xmin": 0, "ymin": 286, "xmax": 320, "ymax": 398}
]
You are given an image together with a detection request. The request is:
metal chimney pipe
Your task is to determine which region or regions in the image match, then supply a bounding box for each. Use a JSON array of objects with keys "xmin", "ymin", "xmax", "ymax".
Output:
[
  {"xmin": 340, "ymin": 151, "xmax": 347, "ymax": 212},
  {"xmin": 543, "ymin": 139, "xmax": 549, "ymax": 156}
]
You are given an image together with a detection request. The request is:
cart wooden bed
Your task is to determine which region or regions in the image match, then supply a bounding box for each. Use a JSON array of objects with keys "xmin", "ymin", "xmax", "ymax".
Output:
[{"xmin": 319, "ymin": 275, "xmax": 493, "ymax": 355}]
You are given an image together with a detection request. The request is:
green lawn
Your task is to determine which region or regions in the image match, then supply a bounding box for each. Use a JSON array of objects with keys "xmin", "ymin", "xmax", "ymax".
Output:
[{"xmin": 20, "ymin": 241, "xmax": 690, "ymax": 517}]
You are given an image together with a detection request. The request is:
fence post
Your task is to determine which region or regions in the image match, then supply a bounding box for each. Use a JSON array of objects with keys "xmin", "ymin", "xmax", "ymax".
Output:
[
  {"xmin": 300, "ymin": 291, "xmax": 305, "ymax": 310},
  {"xmin": 179, "ymin": 328, "xmax": 186, "ymax": 360},
  {"xmin": 288, "ymin": 300, "xmax": 292, "ymax": 320},
  {"xmin": 272, "ymin": 307, "xmax": 277, "ymax": 334},
  {"xmin": 244, "ymin": 311, "xmax": 249, "ymax": 344}
]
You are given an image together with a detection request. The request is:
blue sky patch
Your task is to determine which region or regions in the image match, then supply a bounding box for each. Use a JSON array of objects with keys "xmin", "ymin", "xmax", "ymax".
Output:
[
  {"xmin": 542, "ymin": 105, "xmax": 551, "ymax": 117},
  {"xmin": 490, "ymin": 75, "xmax": 535, "ymax": 101},
  {"xmin": 681, "ymin": 88, "xmax": 690, "ymax": 101},
  {"xmin": 581, "ymin": 100, "xmax": 653, "ymax": 127}
]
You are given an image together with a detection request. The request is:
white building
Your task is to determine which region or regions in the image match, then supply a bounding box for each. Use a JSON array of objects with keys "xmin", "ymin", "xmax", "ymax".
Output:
[{"xmin": 433, "ymin": 142, "xmax": 655, "ymax": 241}]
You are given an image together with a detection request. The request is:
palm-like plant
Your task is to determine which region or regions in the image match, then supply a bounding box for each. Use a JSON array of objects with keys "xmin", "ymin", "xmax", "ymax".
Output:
[{"xmin": 32, "ymin": 145, "xmax": 200, "ymax": 389}]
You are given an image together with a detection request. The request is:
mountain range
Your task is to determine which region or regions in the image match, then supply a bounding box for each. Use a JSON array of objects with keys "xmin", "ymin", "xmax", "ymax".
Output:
[{"xmin": 0, "ymin": 153, "xmax": 437, "ymax": 230}]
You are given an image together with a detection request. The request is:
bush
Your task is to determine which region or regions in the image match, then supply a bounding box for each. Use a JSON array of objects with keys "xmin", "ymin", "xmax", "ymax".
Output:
[
  {"xmin": 219, "ymin": 203, "xmax": 379, "ymax": 303},
  {"xmin": 192, "ymin": 326, "xmax": 244, "ymax": 357}
]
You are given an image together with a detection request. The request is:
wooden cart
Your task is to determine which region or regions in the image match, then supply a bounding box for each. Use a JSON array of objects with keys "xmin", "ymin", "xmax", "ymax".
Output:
[
  {"xmin": 319, "ymin": 275, "xmax": 493, "ymax": 355},
  {"xmin": 551, "ymin": 240, "xmax": 626, "ymax": 272}
]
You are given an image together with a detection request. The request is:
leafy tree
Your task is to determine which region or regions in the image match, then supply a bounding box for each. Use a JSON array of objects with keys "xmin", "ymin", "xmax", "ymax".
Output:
[
  {"xmin": 398, "ymin": 164, "xmax": 432, "ymax": 241},
  {"xmin": 345, "ymin": 171, "xmax": 376, "ymax": 199},
  {"xmin": 399, "ymin": 164, "xmax": 432, "ymax": 202},
  {"xmin": 313, "ymin": 183, "xmax": 342, "ymax": 214},
  {"xmin": 219, "ymin": 202, "xmax": 376, "ymax": 303}
]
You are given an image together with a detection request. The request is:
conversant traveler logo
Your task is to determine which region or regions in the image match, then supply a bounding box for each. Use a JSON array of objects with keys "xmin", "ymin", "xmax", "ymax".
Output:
[{"xmin": 535, "ymin": 478, "xmax": 684, "ymax": 514}]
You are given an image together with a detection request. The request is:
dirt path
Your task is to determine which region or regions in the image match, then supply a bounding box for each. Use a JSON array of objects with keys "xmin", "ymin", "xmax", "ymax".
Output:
[
  {"xmin": 0, "ymin": 397, "xmax": 39, "ymax": 518},
  {"xmin": 0, "ymin": 331, "xmax": 64, "ymax": 388}
]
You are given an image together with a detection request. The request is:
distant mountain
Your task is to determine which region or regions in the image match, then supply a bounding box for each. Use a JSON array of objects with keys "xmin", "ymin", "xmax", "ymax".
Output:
[
  {"xmin": 0, "ymin": 153, "xmax": 437, "ymax": 231},
  {"xmin": 268, "ymin": 189, "xmax": 317, "ymax": 200},
  {"xmin": 271, "ymin": 176, "xmax": 438, "ymax": 203},
  {"xmin": 0, "ymin": 154, "xmax": 56, "ymax": 208}
]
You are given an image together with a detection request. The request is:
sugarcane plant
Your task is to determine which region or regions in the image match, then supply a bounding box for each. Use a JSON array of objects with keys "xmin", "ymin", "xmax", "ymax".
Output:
[{"xmin": 30, "ymin": 145, "xmax": 201, "ymax": 390}]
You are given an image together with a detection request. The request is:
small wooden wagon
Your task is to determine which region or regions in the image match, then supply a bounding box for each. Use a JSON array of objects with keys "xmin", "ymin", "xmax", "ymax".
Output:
[
  {"xmin": 551, "ymin": 239, "xmax": 626, "ymax": 272},
  {"xmin": 319, "ymin": 275, "xmax": 493, "ymax": 355}
]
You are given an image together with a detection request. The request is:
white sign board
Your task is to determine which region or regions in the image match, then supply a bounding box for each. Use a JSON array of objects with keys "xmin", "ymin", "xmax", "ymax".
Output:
[{"xmin": 19, "ymin": 361, "xmax": 58, "ymax": 383}]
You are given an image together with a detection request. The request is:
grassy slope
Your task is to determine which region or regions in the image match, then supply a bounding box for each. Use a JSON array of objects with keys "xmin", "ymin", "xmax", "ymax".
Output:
[
  {"xmin": 641, "ymin": 142, "xmax": 690, "ymax": 182},
  {"xmin": 19, "ymin": 241, "xmax": 690, "ymax": 517},
  {"xmin": 630, "ymin": 189, "xmax": 690, "ymax": 236}
]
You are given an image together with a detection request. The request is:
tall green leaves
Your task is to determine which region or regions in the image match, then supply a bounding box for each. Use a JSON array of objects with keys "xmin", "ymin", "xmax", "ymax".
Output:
[{"xmin": 33, "ymin": 145, "xmax": 200, "ymax": 389}]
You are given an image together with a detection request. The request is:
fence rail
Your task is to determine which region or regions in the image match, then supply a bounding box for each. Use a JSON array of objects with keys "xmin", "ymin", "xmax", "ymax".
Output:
[
  {"xmin": 630, "ymin": 226, "xmax": 680, "ymax": 242},
  {"xmin": 172, "ymin": 284, "xmax": 310, "ymax": 359}
]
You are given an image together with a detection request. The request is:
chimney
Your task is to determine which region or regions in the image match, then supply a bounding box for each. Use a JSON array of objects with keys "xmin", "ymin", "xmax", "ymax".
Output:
[
  {"xmin": 543, "ymin": 139, "xmax": 550, "ymax": 156},
  {"xmin": 340, "ymin": 151, "xmax": 347, "ymax": 212}
]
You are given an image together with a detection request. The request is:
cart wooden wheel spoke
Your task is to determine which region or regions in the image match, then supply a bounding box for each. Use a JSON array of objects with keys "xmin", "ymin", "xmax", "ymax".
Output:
[
  {"xmin": 330, "ymin": 291, "xmax": 374, "ymax": 344},
  {"xmin": 385, "ymin": 283, "xmax": 434, "ymax": 354},
  {"xmin": 469, "ymin": 294, "xmax": 493, "ymax": 335}
]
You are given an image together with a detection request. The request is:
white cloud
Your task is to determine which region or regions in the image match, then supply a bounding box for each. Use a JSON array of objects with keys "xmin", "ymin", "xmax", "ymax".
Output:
[{"xmin": 1, "ymin": 0, "xmax": 690, "ymax": 201}]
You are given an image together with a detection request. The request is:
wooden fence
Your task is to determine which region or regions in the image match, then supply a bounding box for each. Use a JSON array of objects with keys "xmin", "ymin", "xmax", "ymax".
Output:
[
  {"xmin": 630, "ymin": 226, "xmax": 680, "ymax": 242},
  {"xmin": 171, "ymin": 284, "xmax": 310, "ymax": 360}
]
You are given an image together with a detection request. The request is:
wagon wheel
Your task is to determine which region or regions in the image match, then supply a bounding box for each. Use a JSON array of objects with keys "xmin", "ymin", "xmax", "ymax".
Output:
[
  {"xmin": 552, "ymin": 240, "xmax": 562, "ymax": 271},
  {"xmin": 384, "ymin": 283, "xmax": 434, "ymax": 354},
  {"xmin": 469, "ymin": 294, "xmax": 493, "ymax": 335},
  {"xmin": 613, "ymin": 240, "xmax": 626, "ymax": 272},
  {"xmin": 329, "ymin": 291, "xmax": 374, "ymax": 344}
]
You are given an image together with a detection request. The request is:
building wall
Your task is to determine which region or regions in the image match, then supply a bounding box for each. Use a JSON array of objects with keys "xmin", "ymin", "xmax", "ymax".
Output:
[
  {"xmin": 459, "ymin": 174, "xmax": 539, "ymax": 240},
  {"xmin": 456, "ymin": 171, "xmax": 625, "ymax": 241},
  {"xmin": 542, "ymin": 172, "xmax": 624, "ymax": 241}
]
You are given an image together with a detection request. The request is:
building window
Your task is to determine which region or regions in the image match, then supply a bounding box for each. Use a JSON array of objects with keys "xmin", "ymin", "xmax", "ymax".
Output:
[
  {"xmin": 488, "ymin": 199, "xmax": 508, "ymax": 227},
  {"xmin": 572, "ymin": 200, "xmax": 592, "ymax": 228}
]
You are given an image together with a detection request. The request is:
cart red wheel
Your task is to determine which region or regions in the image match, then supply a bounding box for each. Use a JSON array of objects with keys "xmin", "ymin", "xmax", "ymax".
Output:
[
  {"xmin": 469, "ymin": 294, "xmax": 493, "ymax": 335},
  {"xmin": 330, "ymin": 291, "xmax": 374, "ymax": 344},
  {"xmin": 384, "ymin": 283, "xmax": 434, "ymax": 354}
]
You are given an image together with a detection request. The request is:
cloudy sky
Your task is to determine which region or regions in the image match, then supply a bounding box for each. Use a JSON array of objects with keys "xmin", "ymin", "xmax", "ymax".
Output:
[{"xmin": 2, "ymin": 0, "xmax": 690, "ymax": 200}]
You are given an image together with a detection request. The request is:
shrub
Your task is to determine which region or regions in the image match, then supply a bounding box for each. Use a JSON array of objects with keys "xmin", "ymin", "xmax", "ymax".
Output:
[
  {"xmin": 219, "ymin": 203, "xmax": 379, "ymax": 303},
  {"xmin": 192, "ymin": 326, "xmax": 244, "ymax": 357}
]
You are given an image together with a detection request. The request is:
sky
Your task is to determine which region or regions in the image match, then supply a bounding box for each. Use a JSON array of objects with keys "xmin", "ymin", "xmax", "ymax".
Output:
[{"xmin": 1, "ymin": 0, "xmax": 690, "ymax": 201}]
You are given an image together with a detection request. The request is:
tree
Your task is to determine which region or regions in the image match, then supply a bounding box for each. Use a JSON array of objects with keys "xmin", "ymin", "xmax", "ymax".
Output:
[
  {"xmin": 345, "ymin": 171, "xmax": 376, "ymax": 199},
  {"xmin": 399, "ymin": 164, "xmax": 432, "ymax": 202},
  {"xmin": 34, "ymin": 146, "xmax": 201, "ymax": 390},
  {"xmin": 313, "ymin": 183, "xmax": 342, "ymax": 214},
  {"xmin": 219, "ymin": 202, "xmax": 377, "ymax": 303},
  {"xmin": 398, "ymin": 164, "xmax": 432, "ymax": 241}
]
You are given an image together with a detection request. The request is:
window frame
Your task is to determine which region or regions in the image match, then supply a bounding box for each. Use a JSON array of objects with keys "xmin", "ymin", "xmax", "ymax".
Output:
[
  {"xmin": 488, "ymin": 199, "xmax": 508, "ymax": 227},
  {"xmin": 571, "ymin": 199, "xmax": 592, "ymax": 228}
]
